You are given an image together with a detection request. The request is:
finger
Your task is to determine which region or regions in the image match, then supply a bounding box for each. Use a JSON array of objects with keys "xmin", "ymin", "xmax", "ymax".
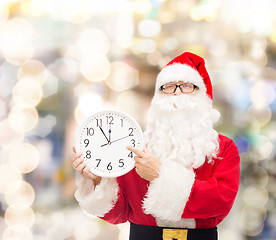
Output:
[
  {"xmin": 135, "ymin": 162, "xmax": 141, "ymax": 168},
  {"xmin": 72, "ymin": 157, "xmax": 84, "ymax": 169},
  {"xmin": 135, "ymin": 165, "xmax": 143, "ymax": 177},
  {"xmin": 84, "ymin": 166, "xmax": 98, "ymax": 179},
  {"xmin": 83, "ymin": 164, "xmax": 90, "ymax": 172},
  {"xmin": 72, "ymin": 146, "xmax": 76, "ymax": 153},
  {"xmin": 72, "ymin": 152, "xmax": 83, "ymax": 162},
  {"xmin": 135, "ymin": 163, "xmax": 140, "ymax": 171},
  {"xmin": 83, "ymin": 165, "xmax": 93, "ymax": 178},
  {"xmin": 134, "ymin": 156, "xmax": 143, "ymax": 164},
  {"xmin": 76, "ymin": 162, "xmax": 86, "ymax": 174},
  {"xmin": 126, "ymin": 146, "xmax": 146, "ymax": 158}
]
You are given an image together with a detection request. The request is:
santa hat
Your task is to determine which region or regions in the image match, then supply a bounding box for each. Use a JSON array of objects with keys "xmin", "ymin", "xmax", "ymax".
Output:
[{"xmin": 156, "ymin": 52, "xmax": 213, "ymax": 100}]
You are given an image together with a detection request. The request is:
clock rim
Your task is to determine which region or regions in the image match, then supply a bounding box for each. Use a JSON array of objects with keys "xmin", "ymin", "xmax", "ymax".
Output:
[{"xmin": 75, "ymin": 110, "xmax": 144, "ymax": 178}]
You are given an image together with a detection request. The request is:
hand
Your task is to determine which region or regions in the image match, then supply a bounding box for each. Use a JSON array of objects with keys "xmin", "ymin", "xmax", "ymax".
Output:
[
  {"xmin": 126, "ymin": 146, "xmax": 161, "ymax": 182},
  {"xmin": 72, "ymin": 147, "xmax": 102, "ymax": 186}
]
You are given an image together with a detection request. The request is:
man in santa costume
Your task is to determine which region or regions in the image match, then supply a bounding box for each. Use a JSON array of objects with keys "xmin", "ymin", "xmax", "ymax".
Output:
[{"xmin": 72, "ymin": 52, "xmax": 240, "ymax": 240}]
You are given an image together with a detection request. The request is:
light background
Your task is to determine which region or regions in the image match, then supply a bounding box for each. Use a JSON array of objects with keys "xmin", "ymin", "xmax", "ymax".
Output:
[{"xmin": 0, "ymin": 0, "xmax": 276, "ymax": 239}]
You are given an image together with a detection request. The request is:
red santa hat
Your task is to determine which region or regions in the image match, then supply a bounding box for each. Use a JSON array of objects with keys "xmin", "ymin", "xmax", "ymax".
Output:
[{"xmin": 156, "ymin": 52, "xmax": 213, "ymax": 100}]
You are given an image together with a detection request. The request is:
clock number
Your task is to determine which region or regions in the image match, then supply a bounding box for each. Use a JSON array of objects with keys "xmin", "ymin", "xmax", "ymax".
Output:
[
  {"xmin": 107, "ymin": 162, "xmax": 112, "ymax": 171},
  {"xmin": 86, "ymin": 127, "xmax": 94, "ymax": 136},
  {"xmin": 106, "ymin": 116, "xmax": 114, "ymax": 125},
  {"xmin": 84, "ymin": 139, "xmax": 89, "ymax": 147},
  {"xmin": 96, "ymin": 119, "xmax": 102, "ymax": 127},
  {"xmin": 131, "ymin": 139, "xmax": 135, "ymax": 147},
  {"xmin": 121, "ymin": 119, "xmax": 124, "ymax": 127},
  {"xmin": 128, "ymin": 152, "xmax": 133, "ymax": 158},
  {"xmin": 86, "ymin": 150, "xmax": 91, "ymax": 159},
  {"xmin": 96, "ymin": 159, "xmax": 101, "ymax": 167},
  {"xmin": 119, "ymin": 159, "xmax": 124, "ymax": 167},
  {"xmin": 129, "ymin": 127, "xmax": 134, "ymax": 136}
]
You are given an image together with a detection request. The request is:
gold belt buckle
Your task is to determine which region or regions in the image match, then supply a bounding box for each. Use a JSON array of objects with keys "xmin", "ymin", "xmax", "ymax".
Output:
[{"xmin": 163, "ymin": 228, "xmax": 188, "ymax": 240}]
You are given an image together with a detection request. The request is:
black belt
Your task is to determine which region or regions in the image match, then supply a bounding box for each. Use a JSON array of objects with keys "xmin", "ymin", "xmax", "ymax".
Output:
[{"xmin": 129, "ymin": 223, "xmax": 217, "ymax": 240}]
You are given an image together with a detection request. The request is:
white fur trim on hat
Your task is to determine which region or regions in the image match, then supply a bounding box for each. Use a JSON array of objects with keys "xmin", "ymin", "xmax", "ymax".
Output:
[
  {"xmin": 156, "ymin": 63, "xmax": 206, "ymax": 93},
  {"xmin": 75, "ymin": 178, "xmax": 119, "ymax": 217},
  {"xmin": 142, "ymin": 160, "xmax": 195, "ymax": 223}
]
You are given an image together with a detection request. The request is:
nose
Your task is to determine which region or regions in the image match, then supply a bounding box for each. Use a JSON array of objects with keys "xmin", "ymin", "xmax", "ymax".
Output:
[{"xmin": 173, "ymin": 86, "xmax": 182, "ymax": 96}]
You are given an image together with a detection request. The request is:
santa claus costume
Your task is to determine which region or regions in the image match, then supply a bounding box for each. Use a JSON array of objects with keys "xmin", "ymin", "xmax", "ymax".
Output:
[{"xmin": 75, "ymin": 52, "xmax": 240, "ymax": 240}]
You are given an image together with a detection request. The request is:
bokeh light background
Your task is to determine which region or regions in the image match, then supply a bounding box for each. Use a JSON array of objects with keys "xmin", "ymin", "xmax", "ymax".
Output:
[{"xmin": 0, "ymin": 0, "xmax": 276, "ymax": 239}]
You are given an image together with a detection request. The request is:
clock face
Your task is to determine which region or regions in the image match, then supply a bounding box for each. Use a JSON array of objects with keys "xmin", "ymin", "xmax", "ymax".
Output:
[{"xmin": 75, "ymin": 110, "xmax": 144, "ymax": 178}]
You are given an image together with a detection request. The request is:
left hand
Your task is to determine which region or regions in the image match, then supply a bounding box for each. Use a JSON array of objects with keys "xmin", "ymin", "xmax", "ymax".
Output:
[{"xmin": 127, "ymin": 145, "xmax": 161, "ymax": 181}]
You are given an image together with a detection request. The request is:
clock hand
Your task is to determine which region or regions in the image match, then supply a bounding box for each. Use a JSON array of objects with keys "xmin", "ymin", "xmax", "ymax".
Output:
[
  {"xmin": 110, "ymin": 135, "xmax": 130, "ymax": 144},
  {"xmin": 101, "ymin": 135, "xmax": 130, "ymax": 147},
  {"xmin": 108, "ymin": 124, "xmax": 111, "ymax": 143},
  {"xmin": 99, "ymin": 125, "xmax": 109, "ymax": 143}
]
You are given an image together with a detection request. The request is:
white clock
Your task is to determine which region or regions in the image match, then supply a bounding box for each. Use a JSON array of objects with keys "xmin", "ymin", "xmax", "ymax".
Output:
[{"xmin": 75, "ymin": 110, "xmax": 144, "ymax": 178}]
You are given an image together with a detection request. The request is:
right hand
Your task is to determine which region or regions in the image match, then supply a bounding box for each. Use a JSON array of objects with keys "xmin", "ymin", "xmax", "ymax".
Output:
[{"xmin": 72, "ymin": 147, "xmax": 102, "ymax": 186}]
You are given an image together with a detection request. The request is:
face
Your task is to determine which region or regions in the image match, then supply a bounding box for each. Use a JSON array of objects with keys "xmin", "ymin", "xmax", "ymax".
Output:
[{"xmin": 160, "ymin": 81, "xmax": 199, "ymax": 96}]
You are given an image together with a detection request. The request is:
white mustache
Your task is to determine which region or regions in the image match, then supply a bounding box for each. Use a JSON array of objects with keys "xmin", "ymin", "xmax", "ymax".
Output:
[{"xmin": 152, "ymin": 94, "xmax": 201, "ymax": 113}]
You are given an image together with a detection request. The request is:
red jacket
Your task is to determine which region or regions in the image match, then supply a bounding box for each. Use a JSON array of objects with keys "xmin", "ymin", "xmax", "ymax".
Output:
[{"xmin": 75, "ymin": 134, "xmax": 240, "ymax": 229}]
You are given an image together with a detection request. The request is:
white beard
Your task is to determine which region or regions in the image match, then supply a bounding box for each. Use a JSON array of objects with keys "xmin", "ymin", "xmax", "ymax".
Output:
[{"xmin": 144, "ymin": 92, "xmax": 220, "ymax": 169}]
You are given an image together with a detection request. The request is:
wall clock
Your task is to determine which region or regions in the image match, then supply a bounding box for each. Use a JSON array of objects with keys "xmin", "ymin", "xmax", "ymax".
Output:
[{"xmin": 75, "ymin": 110, "xmax": 144, "ymax": 178}]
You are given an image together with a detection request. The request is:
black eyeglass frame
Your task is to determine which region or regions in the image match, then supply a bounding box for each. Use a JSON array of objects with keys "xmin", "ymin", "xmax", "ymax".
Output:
[{"xmin": 159, "ymin": 83, "xmax": 199, "ymax": 94}]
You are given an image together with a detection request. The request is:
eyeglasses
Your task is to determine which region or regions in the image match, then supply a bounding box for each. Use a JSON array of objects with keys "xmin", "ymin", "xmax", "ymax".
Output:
[{"xmin": 159, "ymin": 82, "xmax": 198, "ymax": 94}]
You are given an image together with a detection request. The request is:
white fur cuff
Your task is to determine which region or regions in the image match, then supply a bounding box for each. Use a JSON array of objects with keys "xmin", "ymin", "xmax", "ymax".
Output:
[
  {"xmin": 75, "ymin": 178, "xmax": 119, "ymax": 217},
  {"xmin": 142, "ymin": 161, "xmax": 195, "ymax": 222}
]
